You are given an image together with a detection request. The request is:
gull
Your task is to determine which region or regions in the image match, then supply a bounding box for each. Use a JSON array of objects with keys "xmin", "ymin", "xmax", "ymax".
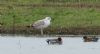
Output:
[{"xmin": 31, "ymin": 17, "xmax": 51, "ymax": 35}]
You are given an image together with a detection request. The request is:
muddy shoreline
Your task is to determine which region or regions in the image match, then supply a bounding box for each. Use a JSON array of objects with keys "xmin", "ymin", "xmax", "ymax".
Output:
[{"xmin": 0, "ymin": 26, "xmax": 100, "ymax": 35}]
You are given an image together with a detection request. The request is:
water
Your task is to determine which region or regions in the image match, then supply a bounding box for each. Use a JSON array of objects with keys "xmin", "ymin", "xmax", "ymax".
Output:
[{"xmin": 0, "ymin": 35, "xmax": 100, "ymax": 54}]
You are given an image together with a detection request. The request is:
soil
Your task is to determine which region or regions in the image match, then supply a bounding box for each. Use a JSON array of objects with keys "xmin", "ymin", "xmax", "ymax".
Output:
[{"xmin": 0, "ymin": 26, "xmax": 100, "ymax": 35}]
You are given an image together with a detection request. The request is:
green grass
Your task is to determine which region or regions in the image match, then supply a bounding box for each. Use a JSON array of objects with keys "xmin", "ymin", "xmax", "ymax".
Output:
[
  {"xmin": 0, "ymin": 6, "xmax": 100, "ymax": 29},
  {"xmin": 0, "ymin": 0, "xmax": 100, "ymax": 31}
]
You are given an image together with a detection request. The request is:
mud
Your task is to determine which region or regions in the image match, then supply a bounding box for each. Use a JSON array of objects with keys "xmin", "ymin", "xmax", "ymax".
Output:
[{"xmin": 0, "ymin": 26, "xmax": 100, "ymax": 35}]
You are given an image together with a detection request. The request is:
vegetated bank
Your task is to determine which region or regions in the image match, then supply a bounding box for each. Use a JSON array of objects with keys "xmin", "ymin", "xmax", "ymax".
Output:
[{"xmin": 0, "ymin": 0, "xmax": 100, "ymax": 35}]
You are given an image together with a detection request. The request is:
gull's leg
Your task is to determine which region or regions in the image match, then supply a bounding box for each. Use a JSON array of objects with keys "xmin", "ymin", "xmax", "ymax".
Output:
[{"xmin": 40, "ymin": 28, "xmax": 43, "ymax": 35}]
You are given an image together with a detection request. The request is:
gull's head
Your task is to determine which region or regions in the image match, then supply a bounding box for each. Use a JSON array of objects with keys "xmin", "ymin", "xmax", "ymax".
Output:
[{"xmin": 45, "ymin": 17, "xmax": 51, "ymax": 21}]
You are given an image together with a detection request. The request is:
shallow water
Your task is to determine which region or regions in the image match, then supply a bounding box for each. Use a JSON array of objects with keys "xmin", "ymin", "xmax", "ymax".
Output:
[{"xmin": 0, "ymin": 35, "xmax": 100, "ymax": 54}]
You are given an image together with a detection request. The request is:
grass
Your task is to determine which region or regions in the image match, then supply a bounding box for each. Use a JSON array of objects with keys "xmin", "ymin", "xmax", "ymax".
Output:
[
  {"xmin": 0, "ymin": 7, "xmax": 100, "ymax": 28},
  {"xmin": 0, "ymin": 0, "xmax": 100, "ymax": 34}
]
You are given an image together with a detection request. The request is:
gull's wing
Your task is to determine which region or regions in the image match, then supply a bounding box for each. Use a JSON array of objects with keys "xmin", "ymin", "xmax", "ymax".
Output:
[{"xmin": 32, "ymin": 20, "xmax": 45, "ymax": 27}]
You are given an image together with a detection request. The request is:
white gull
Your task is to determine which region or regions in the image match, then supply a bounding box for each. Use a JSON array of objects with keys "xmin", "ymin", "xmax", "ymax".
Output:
[{"xmin": 32, "ymin": 17, "xmax": 51, "ymax": 35}]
